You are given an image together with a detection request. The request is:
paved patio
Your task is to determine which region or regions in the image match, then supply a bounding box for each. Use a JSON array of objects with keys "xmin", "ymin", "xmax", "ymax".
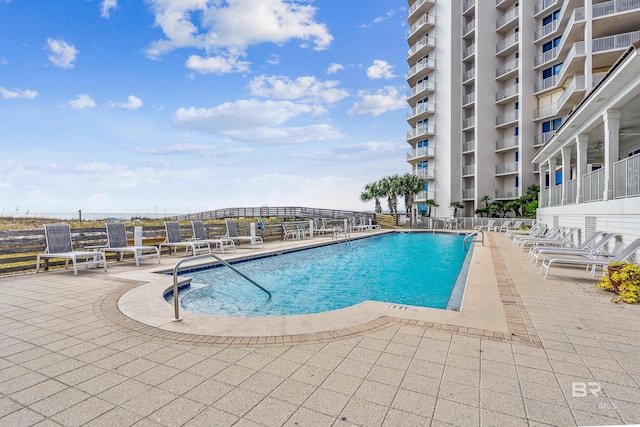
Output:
[{"xmin": 0, "ymin": 232, "xmax": 638, "ymax": 426}]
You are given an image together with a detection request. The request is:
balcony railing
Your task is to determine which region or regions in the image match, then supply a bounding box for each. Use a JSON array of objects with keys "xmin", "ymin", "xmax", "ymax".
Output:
[
  {"xmin": 496, "ymin": 162, "xmax": 519, "ymax": 174},
  {"xmin": 463, "ymin": 92, "xmax": 475, "ymax": 105},
  {"xmin": 557, "ymin": 75, "xmax": 585, "ymax": 110},
  {"xmin": 463, "ymin": 116, "xmax": 475, "ymax": 129},
  {"xmin": 408, "ymin": 35, "xmax": 436, "ymax": 58},
  {"xmin": 463, "ymin": 68, "xmax": 475, "ymax": 82},
  {"xmin": 462, "ymin": 140, "xmax": 475, "ymax": 153},
  {"xmin": 614, "ymin": 153, "xmax": 640, "ymax": 198},
  {"xmin": 535, "ymin": 74, "xmax": 560, "ymax": 92},
  {"xmin": 463, "ymin": 0, "xmax": 475, "ymax": 14},
  {"xmin": 416, "ymin": 168, "xmax": 436, "ymax": 179},
  {"xmin": 496, "ymin": 110, "xmax": 519, "ymax": 126},
  {"xmin": 534, "ymin": 131, "xmax": 554, "ymax": 146},
  {"xmin": 463, "ymin": 43, "xmax": 475, "ymax": 59},
  {"xmin": 463, "ymin": 189, "xmax": 476, "ymax": 199},
  {"xmin": 495, "ymin": 136, "xmax": 519, "ymax": 151},
  {"xmin": 496, "ymin": 84, "xmax": 519, "ymax": 102},
  {"xmin": 462, "ymin": 165, "xmax": 475, "ymax": 176},
  {"xmin": 592, "ymin": 0, "xmax": 640, "ymax": 18},
  {"xmin": 463, "ymin": 19, "xmax": 475, "ymax": 36},
  {"xmin": 496, "ymin": 187, "xmax": 518, "ymax": 199},
  {"xmin": 496, "ymin": 58, "xmax": 519, "ymax": 78},
  {"xmin": 583, "ymin": 168, "xmax": 605, "ymax": 202},
  {"xmin": 565, "ymin": 179, "xmax": 577, "ymax": 204},
  {"xmin": 496, "ymin": 32, "xmax": 519, "ymax": 53},
  {"xmin": 408, "ymin": 102, "xmax": 436, "ymax": 119},
  {"xmin": 534, "ymin": 19, "xmax": 559, "ymax": 41},
  {"xmin": 535, "ymin": 0, "xmax": 559, "ymax": 15},
  {"xmin": 549, "ymin": 185, "xmax": 563, "ymax": 207},
  {"xmin": 407, "ymin": 58, "xmax": 436, "ymax": 79},
  {"xmin": 592, "ymin": 31, "xmax": 640, "ymax": 54},
  {"xmin": 534, "ymin": 103, "xmax": 558, "ymax": 120},
  {"xmin": 496, "ymin": 7, "xmax": 519, "ymax": 29},
  {"xmin": 534, "ymin": 46, "xmax": 559, "ymax": 67},
  {"xmin": 407, "ymin": 146, "xmax": 435, "ymax": 160},
  {"xmin": 410, "ymin": 80, "xmax": 436, "ymax": 98},
  {"xmin": 407, "ymin": 124, "xmax": 435, "ymax": 140},
  {"xmin": 415, "ymin": 190, "xmax": 436, "ymax": 201},
  {"xmin": 408, "ymin": 0, "xmax": 434, "ymax": 18},
  {"xmin": 407, "ymin": 13, "xmax": 436, "ymax": 38}
]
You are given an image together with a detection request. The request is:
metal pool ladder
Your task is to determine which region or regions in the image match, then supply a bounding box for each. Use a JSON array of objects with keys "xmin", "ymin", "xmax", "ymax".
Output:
[
  {"xmin": 171, "ymin": 253, "xmax": 271, "ymax": 322},
  {"xmin": 463, "ymin": 230, "xmax": 484, "ymax": 251}
]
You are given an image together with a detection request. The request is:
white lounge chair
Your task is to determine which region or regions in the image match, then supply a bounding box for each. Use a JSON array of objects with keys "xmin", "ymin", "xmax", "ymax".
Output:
[
  {"xmin": 225, "ymin": 219, "xmax": 264, "ymax": 248},
  {"xmin": 518, "ymin": 227, "xmax": 576, "ymax": 251},
  {"xmin": 101, "ymin": 223, "xmax": 160, "ymax": 266},
  {"xmin": 36, "ymin": 223, "xmax": 107, "ymax": 275},
  {"xmin": 539, "ymin": 238, "xmax": 640, "ymax": 279},
  {"xmin": 282, "ymin": 224, "xmax": 298, "ymax": 240},
  {"xmin": 474, "ymin": 219, "xmax": 496, "ymax": 231},
  {"xmin": 191, "ymin": 221, "xmax": 236, "ymax": 253},
  {"xmin": 159, "ymin": 221, "xmax": 210, "ymax": 256},
  {"xmin": 529, "ymin": 232, "xmax": 616, "ymax": 265},
  {"xmin": 498, "ymin": 220, "xmax": 513, "ymax": 232}
]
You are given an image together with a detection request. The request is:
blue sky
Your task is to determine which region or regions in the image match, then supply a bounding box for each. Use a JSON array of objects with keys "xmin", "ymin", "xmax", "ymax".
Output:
[{"xmin": 1, "ymin": 0, "xmax": 410, "ymax": 216}]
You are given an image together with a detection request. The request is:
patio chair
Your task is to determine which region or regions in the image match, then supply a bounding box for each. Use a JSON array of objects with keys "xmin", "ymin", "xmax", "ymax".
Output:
[
  {"xmin": 36, "ymin": 223, "xmax": 107, "ymax": 275},
  {"xmin": 349, "ymin": 217, "xmax": 369, "ymax": 232},
  {"xmin": 506, "ymin": 221, "xmax": 545, "ymax": 239},
  {"xmin": 529, "ymin": 232, "xmax": 616, "ymax": 265},
  {"xmin": 474, "ymin": 219, "xmax": 496, "ymax": 231},
  {"xmin": 101, "ymin": 223, "xmax": 160, "ymax": 266},
  {"xmin": 498, "ymin": 220, "xmax": 513, "ymax": 232},
  {"xmin": 225, "ymin": 219, "xmax": 264, "ymax": 248},
  {"xmin": 539, "ymin": 238, "xmax": 640, "ymax": 279},
  {"xmin": 159, "ymin": 221, "xmax": 210, "ymax": 256},
  {"xmin": 503, "ymin": 220, "xmax": 523, "ymax": 233},
  {"xmin": 517, "ymin": 227, "xmax": 576, "ymax": 252},
  {"xmin": 191, "ymin": 221, "xmax": 236, "ymax": 253},
  {"xmin": 282, "ymin": 224, "xmax": 298, "ymax": 240}
]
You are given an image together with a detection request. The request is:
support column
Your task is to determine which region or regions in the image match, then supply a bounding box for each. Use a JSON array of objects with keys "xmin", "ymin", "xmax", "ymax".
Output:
[
  {"xmin": 561, "ymin": 146, "xmax": 571, "ymax": 205},
  {"xmin": 576, "ymin": 134, "xmax": 588, "ymax": 203},
  {"xmin": 548, "ymin": 157, "xmax": 557, "ymax": 206},
  {"xmin": 539, "ymin": 163, "xmax": 548, "ymax": 207},
  {"xmin": 603, "ymin": 109, "xmax": 621, "ymax": 200}
]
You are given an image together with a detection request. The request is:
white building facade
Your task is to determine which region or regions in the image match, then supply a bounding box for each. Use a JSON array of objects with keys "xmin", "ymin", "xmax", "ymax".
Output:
[{"xmin": 406, "ymin": 0, "xmax": 640, "ymax": 222}]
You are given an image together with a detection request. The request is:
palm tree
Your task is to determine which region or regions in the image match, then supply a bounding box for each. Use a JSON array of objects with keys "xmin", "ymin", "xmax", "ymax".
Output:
[
  {"xmin": 379, "ymin": 175, "xmax": 403, "ymax": 224},
  {"xmin": 480, "ymin": 194, "xmax": 491, "ymax": 208},
  {"xmin": 425, "ymin": 198, "xmax": 439, "ymax": 218},
  {"xmin": 399, "ymin": 173, "xmax": 427, "ymax": 227},
  {"xmin": 449, "ymin": 201, "xmax": 464, "ymax": 218},
  {"xmin": 359, "ymin": 181, "xmax": 383, "ymax": 213}
]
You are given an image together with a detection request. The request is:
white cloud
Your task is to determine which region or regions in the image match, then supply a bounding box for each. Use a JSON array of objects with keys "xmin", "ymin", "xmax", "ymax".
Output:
[
  {"xmin": 68, "ymin": 94, "xmax": 96, "ymax": 109},
  {"xmin": 327, "ymin": 63, "xmax": 344, "ymax": 74},
  {"xmin": 226, "ymin": 123, "xmax": 343, "ymax": 144},
  {"xmin": 135, "ymin": 143, "xmax": 253, "ymax": 157},
  {"xmin": 248, "ymin": 75, "xmax": 348, "ymax": 104},
  {"xmin": 367, "ymin": 59, "xmax": 395, "ymax": 80},
  {"xmin": 47, "ymin": 38, "xmax": 79, "ymax": 69},
  {"xmin": 101, "ymin": 0, "xmax": 117, "ymax": 18},
  {"xmin": 173, "ymin": 99, "xmax": 320, "ymax": 132},
  {"xmin": 0, "ymin": 87, "xmax": 38, "ymax": 99},
  {"xmin": 359, "ymin": 10, "xmax": 396, "ymax": 28},
  {"xmin": 145, "ymin": 0, "xmax": 332, "ymax": 74},
  {"xmin": 347, "ymin": 86, "xmax": 406, "ymax": 117},
  {"xmin": 185, "ymin": 54, "xmax": 250, "ymax": 75},
  {"xmin": 0, "ymin": 58, "xmax": 7, "ymax": 65},
  {"xmin": 119, "ymin": 95, "xmax": 143, "ymax": 110}
]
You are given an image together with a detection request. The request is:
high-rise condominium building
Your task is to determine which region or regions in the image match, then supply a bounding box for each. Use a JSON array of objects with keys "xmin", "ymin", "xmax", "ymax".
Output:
[{"xmin": 406, "ymin": 0, "xmax": 640, "ymax": 218}]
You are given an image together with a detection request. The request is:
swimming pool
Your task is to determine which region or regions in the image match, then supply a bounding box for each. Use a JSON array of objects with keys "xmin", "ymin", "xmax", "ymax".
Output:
[{"xmin": 176, "ymin": 232, "xmax": 471, "ymax": 317}]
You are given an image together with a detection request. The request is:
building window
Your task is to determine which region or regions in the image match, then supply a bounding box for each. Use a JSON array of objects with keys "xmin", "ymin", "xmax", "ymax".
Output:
[
  {"xmin": 542, "ymin": 9, "xmax": 560, "ymax": 26},
  {"xmin": 542, "ymin": 118, "xmax": 562, "ymax": 133},
  {"xmin": 542, "ymin": 63, "xmax": 563, "ymax": 79},
  {"xmin": 515, "ymin": 127, "xmax": 519, "ymax": 136}
]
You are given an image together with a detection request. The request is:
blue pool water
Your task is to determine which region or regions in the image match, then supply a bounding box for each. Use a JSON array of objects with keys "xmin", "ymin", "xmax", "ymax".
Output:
[{"xmin": 178, "ymin": 232, "xmax": 469, "ymax": 317}]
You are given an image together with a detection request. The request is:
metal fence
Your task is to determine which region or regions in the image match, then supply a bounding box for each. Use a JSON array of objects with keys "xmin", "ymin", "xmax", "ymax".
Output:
[{"xmin": 614, "ymin": 153, "xmax": 640, "ymax": 199}]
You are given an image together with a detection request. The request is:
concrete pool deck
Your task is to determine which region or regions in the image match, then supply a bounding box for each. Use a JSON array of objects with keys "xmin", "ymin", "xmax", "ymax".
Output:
[{"xmin": 1, "ymin": 230, "xmax": 639, "ymax": 426}]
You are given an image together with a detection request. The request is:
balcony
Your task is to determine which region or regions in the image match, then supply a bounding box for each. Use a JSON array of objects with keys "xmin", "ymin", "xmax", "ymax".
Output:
[
  {"xmin": 463, "ymin": 116, "xmax": 475, "ymax": 130},
  {"xmin": 462, "ymin": 165, "xmax": 475, "ymax": 176},
  {"xmin": 463, "ymin": 43, "xmax": 475, "ymax": 60},
  {"xmin": 583, "ymin": 168, "xmax": 605, "ymax": 202},
  {"xmin": 495, "ymin": 110, "xmax": 519, "ymax": 127},
  {"xmin": 407, "ymin": 58, "xmax": 436, "ymax": 84},
  {"xmin": 407, "ymin": 13, "xmax": 436, "ymax": 44},
  {"xmin": 462, "ymin": 189, "xmax": 476, "ymax": 200},
  {"xmin": 408, "ymin": 80, "xmax": 436, "ymax": 104},
  {"xmin": 462, "ymin": 92, "xmax": 475, "ymax": 106},
  {"xmin": 463, "ymin": 68, "xmax": 475, "ymax": 83},
  {"xmin": 495, "ymin": 187, "xmax": 518, "ymax": 199},
  {"xmin": 496, "ymin": 7, "xmax": 519, "ymax": 32},
  {"xmin": 463, "ymin": 0, "xmax": 475, "ymax": 15},
  {"xmin": 614, "ymin": 153, "xmax": 640, "ymax": 199},
  {"xmin": 534, "ymin": 19, "xmax": 559, "ymax": 42},
  {"xmin": 408, "ymin": 0, "xmax": 435, "ymax": 23},
  {"xmin": 495, "ymin": 58, "xmax": 519, "ymax": 80},
  {"xmin": 534, "ymin": 103, "xmax": 559, "ymax": 120},
  {"xmin": 534, "ymin": 0, "xmax": 560, "ymax": 16},
  {"xmin": 416, "ymin": 168, "xmax": 436, "ymax": 179},
  {"xmin": 593, "ymin": 0, "xmax": 640, "ymax": 19},
  {"xmin": 407, "ymin": 124, "xmax": 435, "ymax": 141},
  {"xmin": 496, "ymin": 161, "xmax": 519, "ymax": 175},
  {"xmin": 534, "ymin": 74, "xmax": 560, "ymax": 93},
  {"xmin": 407, "ymin": 146, "xmax": 435, "ymax": 161},
  {"xmin": 556, "ymin": 75, "xmax": 585, "ymax": 114},
  {"xmin": 415, "ymin": 190, "xmax": 436, "ymax": 201},
  {"xmin": 495, "ymin": 84, "xmax": 519, "ymax": 104},
  {"xmin": 593, "ymin": 30, "xmax": 640, "ymax": 55},
  {"xmin": 463, "ymin": 19, "xmax": 475, "ymax": 38},
  {"xmin": 408, "ymin": 35, "xmax": 436, "ymax": 63},
  {"xmin": 462, "ymin": 140, "xmax": 475, "ymax": 153},
  {"xmin": 495, "ymin": 136, "xmax": 519, "ymax": 151},
  {"xmin": 496, "ymin": 32, "xmax": 519, "ymax": 56},
  {"xmin": 534, "ymin": 46, "xmax": 559, "ymax": 68},
  {"xmin": 534, "ymin": 131, "xmax": 554, "ymax": 147},
  {"xmin": 407, "ymin": 102, "xmax": 436, "ymax": 121}
]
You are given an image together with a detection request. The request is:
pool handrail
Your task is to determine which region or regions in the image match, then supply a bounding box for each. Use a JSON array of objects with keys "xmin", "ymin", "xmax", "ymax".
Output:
[
  {"xmin": 463, "ymin": 230, "xmax": 484, "ymax": 251},
  {"xmin": 171, "ymin": 253, "xmax": 272, "ymax": 322}
]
